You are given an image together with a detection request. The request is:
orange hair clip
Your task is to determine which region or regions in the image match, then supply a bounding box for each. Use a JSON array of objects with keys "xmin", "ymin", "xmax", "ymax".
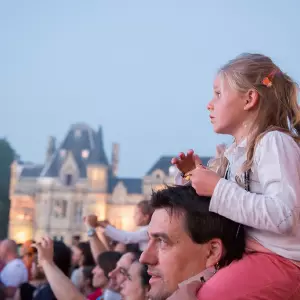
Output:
[{"xmin": 262, "ymin": 69, "xmax": 280, "ymax": 87}]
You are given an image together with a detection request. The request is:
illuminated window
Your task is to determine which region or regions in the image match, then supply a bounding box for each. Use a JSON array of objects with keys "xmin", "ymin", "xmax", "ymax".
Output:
[
  {"xmin": 91, "ymin": 169, "xmax": 105, "ymax": 181},
  {"xmin": 82, "ymin": 149, "xmax": 89, "ymax": 159}
]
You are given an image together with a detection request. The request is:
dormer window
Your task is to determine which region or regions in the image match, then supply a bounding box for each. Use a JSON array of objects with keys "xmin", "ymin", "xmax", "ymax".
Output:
[
  {"xmin": 82, "ymin": 149, "xmax": 89, "ymax": 159},
  {"xmin": 60, "ymin": 149, "xmax": 66, "ymax": 158},
  {"xmin": 65, "ymin": 174, "xmax": 73, "ymax": 186},
  {"xmin": 169, "ymin": 166, "xmax": 177, "ymax": 176},
  {"xmin": 74, "ymin": 129, "xmax": 82, "ymax": 138}
]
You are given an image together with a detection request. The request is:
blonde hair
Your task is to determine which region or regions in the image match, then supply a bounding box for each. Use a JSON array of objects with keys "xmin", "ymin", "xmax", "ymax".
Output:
[{"xmin": 217, "ymin": 53, "xmax": 300, "ymax": 173}]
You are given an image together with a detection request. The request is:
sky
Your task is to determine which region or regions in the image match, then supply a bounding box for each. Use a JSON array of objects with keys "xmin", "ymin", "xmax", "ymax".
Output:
[{"xmin": 0, "ymin": 0, "xmax": 299, "ymax": 177}]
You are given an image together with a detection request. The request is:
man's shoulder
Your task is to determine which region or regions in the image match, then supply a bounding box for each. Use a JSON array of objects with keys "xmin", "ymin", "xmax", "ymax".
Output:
[{"xmin": 5, "ymin": 258, "xmax": 27, "ymax": 271}]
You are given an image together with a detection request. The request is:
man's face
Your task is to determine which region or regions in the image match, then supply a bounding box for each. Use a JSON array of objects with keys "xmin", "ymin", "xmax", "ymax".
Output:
[
  {"xmin": 0, "ymin": 242, "xmax": 6, "ymax": 261},
  {"xmin": 140, "ymin": 208, "xmax": 209, "ymax": 300},
  {"xmin": 109, "ymin": 252, "xmax": 134, "ymax": 292}
]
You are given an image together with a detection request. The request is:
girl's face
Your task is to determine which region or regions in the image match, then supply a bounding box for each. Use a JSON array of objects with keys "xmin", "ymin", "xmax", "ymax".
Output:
[
  {"xmin": 31, "ymin": 255, "xmax": 45, "ymax": 280},
  {"xmin": 207, "ymin": 75, "xmax": 248, "ymax": 138},
  {"xmin": 121, "ymin": 262, "xmax": 148, "ymax": 300},
  {"xmin": 72, "ymin": 246, "xmax": 83, "ymax": 266}
]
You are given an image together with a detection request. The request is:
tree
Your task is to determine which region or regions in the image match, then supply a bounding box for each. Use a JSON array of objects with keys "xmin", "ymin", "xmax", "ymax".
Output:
[{"xmin": 0, "ymin": 139, "xmax": 15, "ymax": 239}]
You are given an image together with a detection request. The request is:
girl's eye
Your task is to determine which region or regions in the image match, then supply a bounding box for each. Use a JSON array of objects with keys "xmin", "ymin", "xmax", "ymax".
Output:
[{"xmin": 215, "ymin": 91, "xmax": 221, "ymax": 97}]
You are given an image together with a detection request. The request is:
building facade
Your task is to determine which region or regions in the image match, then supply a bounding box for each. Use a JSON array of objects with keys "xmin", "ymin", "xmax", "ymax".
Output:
[{"xmin": 9, "ymin": 123, "xmax": 210, "ymax": 244}]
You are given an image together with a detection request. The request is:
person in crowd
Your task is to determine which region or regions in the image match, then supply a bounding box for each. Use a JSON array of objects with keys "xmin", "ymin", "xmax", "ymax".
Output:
[
  {"xmin": 139, "ymin": 185, "xmax": 245, "ymax": 300},
  {"xmin": 33, "ymin": 240, "xmax": 71, "ymax": 300},
  {"xmin": 0, "ymin": 239, "xmax": 28, "ymax": 299},
  {"xmin": 120, "ymin": 261, "xmax": 150, "ymax": 300},
  {"xmin": 79, "ymin": 266, "xmax": 97, "ymax": 298},
  {"xmin": 20, "ymin": 240, "xmax": 37, "ymax": 281},
  {"xmin": 70, "ymin": 242, "xmax": 94, "ymax": 289},
  {"xmin": 33, "ymin": 237, "xmax": 121, "ymax": 300},
  {"xmin": 72, "ymin": 236, "xmax": 81, "ymax": 247},
  {"xmin": 0, "ymin": 241, "xmax": 4, "ymax": 272},
  {"xmin": 85, "ymin": 200, "xmax": 153, "ymax": 251},
  {"xmin": 14, "ymin": 251, "xmax": 47, "ymax": 300},
  {"xmin": 102, "ymin": 251, "xmax": 142, "ymax": 300},
  {"xmin": 172, "ymin": 53, "xmax": 300, "ymax": 299}
]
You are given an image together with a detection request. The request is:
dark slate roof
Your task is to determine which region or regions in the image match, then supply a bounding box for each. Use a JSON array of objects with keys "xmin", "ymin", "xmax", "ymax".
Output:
[
  {"xmin": 146, "ymin": 155, "xmax": 212, "ymax": 175},
  {"xmin": 41, "ymin": 123, "xmax": 109, "ymax": 178},
  {"xmin": 20, "ymin": 164, "xmax": 44, "ymax": 178},
  {"xmin": 109, "ymin": 177, "xmax": 142, "ymax": 194}
]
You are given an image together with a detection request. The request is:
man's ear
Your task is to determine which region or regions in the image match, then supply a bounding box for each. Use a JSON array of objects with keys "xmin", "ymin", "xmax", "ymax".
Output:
[{"xmin": 205, "ymin": 238, "xmax": 224, "ymax": 268}]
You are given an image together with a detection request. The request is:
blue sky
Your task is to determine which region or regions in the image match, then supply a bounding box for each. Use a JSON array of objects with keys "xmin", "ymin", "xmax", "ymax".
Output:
[{"xmin": 1, "ymin": 0, "xmax": 299, "ymax": 177}]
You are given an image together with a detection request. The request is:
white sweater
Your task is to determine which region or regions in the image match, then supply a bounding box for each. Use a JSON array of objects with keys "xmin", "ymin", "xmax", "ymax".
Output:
[
  {"xmin": 104, "ymin": 225, "xmax": 149, "ymax": 251},
  {"xmin": 177, "ymin": 131, "xmax": 300, "ymax": 261}
]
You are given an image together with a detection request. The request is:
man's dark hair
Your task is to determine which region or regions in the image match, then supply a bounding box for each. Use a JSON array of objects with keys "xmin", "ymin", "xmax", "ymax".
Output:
[
  {"xmin": 97, "ymin": 251, "xmax": 122, "ymax": 278},
  {"xmin": 151, "ymin": 185, "xmax": 245, "ymax": 267},
  {"xmin": 77, "ymin": 242, "xmax": 94, "ymax": 266},
  {"xmin": 53, "ymin": 241, "xmax": 72, "ymax": 276}
]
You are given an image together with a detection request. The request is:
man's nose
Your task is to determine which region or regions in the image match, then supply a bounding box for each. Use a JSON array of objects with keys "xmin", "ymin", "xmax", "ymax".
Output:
[{"xmin": 140, "ymin": 243, "xmax": 157, "ymax": 266}]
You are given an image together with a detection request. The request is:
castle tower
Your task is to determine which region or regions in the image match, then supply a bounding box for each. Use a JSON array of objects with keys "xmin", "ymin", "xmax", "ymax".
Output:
[{"xmin": 46, "ymin": 136, "xmax": 56, "ymax": 164}]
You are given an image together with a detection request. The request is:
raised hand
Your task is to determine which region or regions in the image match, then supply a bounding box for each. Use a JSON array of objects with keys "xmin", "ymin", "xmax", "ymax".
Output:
[
  {"xmin": 83, "ymin": 214, "xmax": 98, "ymax": 228},
  {"xmin": 32, "ymin": 236, "xmax": 54, "ymax": 265},
  {"xmin": 171, "ymin": 150, "xmax": 199, "ymax": 174},
  {"xmin": 190, "ymin": 162, "xmax": 221, "ymax": 196}
]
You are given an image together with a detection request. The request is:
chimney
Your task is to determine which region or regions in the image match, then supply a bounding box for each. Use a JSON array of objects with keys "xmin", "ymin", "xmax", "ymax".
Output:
[
  {"xmin": 46, "ymin": 136, "xmax": 56, "ymax": 163},
  {"xmin": 111, "ymin": 143, "xmax": 119, "ymax": 176}
]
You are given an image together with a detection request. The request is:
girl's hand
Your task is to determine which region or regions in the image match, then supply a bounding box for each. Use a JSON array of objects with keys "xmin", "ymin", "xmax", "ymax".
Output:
[
  {"xmin": 171, "ymin": 150, "xmax": 198, "ymax": 174},
  {"xmin": 166, "ymin": 281, "xmax": 203, "ymax": 300},
  {"xmin": 189, "ymin": 158, "xmax": 221, "ymax": 196},
  {"xmin": 32, "ymin": 236, "xmax": 54, "ymax": 266},
  {"xmin": 83, "ymin": 214, "xmax": 98, "ymax": 228}
]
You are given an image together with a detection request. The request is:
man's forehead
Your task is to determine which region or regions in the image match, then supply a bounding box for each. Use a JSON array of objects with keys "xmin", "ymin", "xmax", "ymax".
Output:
[
  {"xmin": 148, "ymin": 208, "xmax": 184, "ymax": 237},
  {"xmin": 118, "ymin": 252, "xmax": 134, "ymax": 267}
]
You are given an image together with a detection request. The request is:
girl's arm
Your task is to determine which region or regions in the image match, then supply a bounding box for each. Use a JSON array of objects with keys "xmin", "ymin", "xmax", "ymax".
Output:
[
  {"xmin": 210, "ymin": 131, "xmax": 300, "ymax": 235},
  {"xmin": 104, "ymin": 225, "xmax": 148, "ymax": 244}
]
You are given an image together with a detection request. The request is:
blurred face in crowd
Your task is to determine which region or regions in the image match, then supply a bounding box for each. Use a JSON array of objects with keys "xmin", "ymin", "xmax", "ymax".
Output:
[
  {"xmin": 31, "ymin": 254, "xmax": 45, "ymax": 280},
  {"xmin": 134, "ymin": 206, "xmax": 149, "ymax": 227},
  {"xmin": 121, "ymin": 262, "xmax": 149, "ymax": 300},
  {"xmin": 109, "ymin": 252, "xmax": 135, "ymax": 292},
  {"xmin": 140, "ymin": 209, "xmax": 215, "ymax": 300},
  {"xmin": 92, "ymin": 264, "xmax": 108, "ymax": 288},
  {"xmin": 114, "ymin": 243, "xmax": 126, "ymax": 253},
  {"xmin": 0, "ymin": 241, "xmax": 8, "ymax": 261},
  {"xmin": 71, "ymin": 245, "xmax": 83, "ymax": 266}
]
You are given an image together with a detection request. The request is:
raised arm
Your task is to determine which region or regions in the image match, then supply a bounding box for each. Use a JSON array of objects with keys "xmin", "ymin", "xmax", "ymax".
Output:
[{"xmin": 34, "ymin": 237, "xmax": 86, "ymax": 300}]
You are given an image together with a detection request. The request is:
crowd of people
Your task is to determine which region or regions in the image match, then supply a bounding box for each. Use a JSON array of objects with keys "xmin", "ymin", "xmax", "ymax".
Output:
[{"xmin": 1, "ymin": 52, "xmax": 300, "ymax": 299}]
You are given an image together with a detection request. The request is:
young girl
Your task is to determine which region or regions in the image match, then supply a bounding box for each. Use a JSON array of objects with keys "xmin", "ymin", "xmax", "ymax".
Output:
[{"xmin": 172, "ymin": 53, "xmax": 300, "ymax": 299}]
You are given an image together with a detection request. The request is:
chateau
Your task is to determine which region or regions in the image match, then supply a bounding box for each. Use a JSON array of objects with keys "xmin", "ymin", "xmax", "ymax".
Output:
[{"xmin": 9, "ymin": 123, "xmax": 210, "ymax": 244}]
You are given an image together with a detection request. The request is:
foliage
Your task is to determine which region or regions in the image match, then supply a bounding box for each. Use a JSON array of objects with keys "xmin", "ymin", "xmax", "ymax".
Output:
[{"xmin": 0, "ymin": 139, "xmax": 15, "ymax": 239}]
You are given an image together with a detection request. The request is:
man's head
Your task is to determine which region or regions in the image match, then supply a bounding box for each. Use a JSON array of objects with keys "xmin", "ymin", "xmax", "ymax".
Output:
[
  {"xmin": 0, "ymin": 239, "xmax": 18, "ymax": 262},
  {"xmin": 140, "ymin": 185, "xmax": 245, "ymax": 300},
  {"xmin": 134, "ymin": 200, "xmax": 153, "ymax": 226},
  {"xmin": 92, "ymin": 251, "xmax": 122, "ymax": 289},
  {"xmin": 108, "ymin": 251, "xmax": 141, "ymax": 292}
]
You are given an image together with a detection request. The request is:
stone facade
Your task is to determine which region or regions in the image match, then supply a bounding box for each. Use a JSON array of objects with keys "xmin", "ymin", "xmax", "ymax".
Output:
[{"xmin": 9, "ymin": 123, "xmax": 211, "ymax": 244}]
